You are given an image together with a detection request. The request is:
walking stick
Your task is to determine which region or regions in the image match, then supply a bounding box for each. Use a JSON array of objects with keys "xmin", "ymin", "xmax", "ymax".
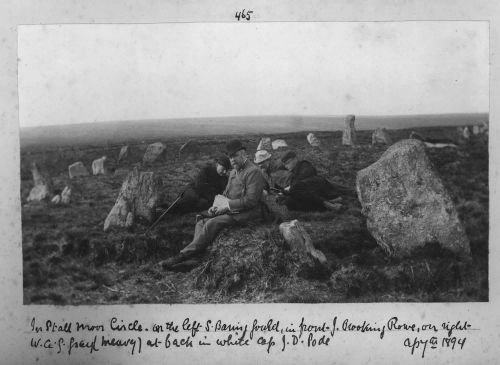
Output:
[{"xmin": 145, "ymin": 189, "xmax": 186, "ymax": 233}]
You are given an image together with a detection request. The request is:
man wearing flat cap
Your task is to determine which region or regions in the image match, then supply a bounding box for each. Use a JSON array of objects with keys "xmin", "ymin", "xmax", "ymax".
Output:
[
  {"xmin": 280, "ymin": 151, "xmax": 354, "ymax": 211},
  {"xmin": 162, "ymin": 139, "xmax": 266, "ymax": 271},
  {"xmin": 157, "ymin": 153, "xmax": 231, "ymax": 214}
]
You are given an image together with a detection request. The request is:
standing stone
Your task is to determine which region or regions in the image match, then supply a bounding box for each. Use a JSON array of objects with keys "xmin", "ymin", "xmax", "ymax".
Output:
[
  {"xmin": 178, "ymin": 139, "xmax": 200, "ymax": 157},
  {"xmin": 61, "ymin": 186, "xmax": 71, "ymax": 204},
  {"xmin": 179, "ymin": 140, "xmax": 193, "ymax": 155},
  {"xmin": 306, "ymin": 133, "xmax": 321, "ymax": 147},
  {"xmin": 472, "ymin": 125, "xmax": 480, "ymax": 135},
  {"xmin": 371, "ymin": 128, "xmax": 393, "ymax": 145},
  {"xmin": 480, "ymin": 121, "xmax": 489, "ymax": 134},
  {"xmin": 463, "ymin": 127, "xmax": 471, "ymax": 140},
  {"xmin": 356, "ymin": 139, "xmax": 470, "ymax": 258},
  {"xmin": 27, "ymin": 162, "xmax": 53, "ymax": 202},
  {"xmin": 117, "ymin": 145, "xmax": 129, "ymax": 164},
  {"xmin": 103, "ymin": 166, "xmax": 162, "ymax": 231},
  {"xmin": 92, "ymin": 156, "xmax": 108, "ymax": 175},
  {"xmin": 257, "ymin": 137, "xmax": 273, "ymax": 151},
  {"xmin": 68, "ymin": 162, "xmax": 89, "ymax": 179},
  {"xmin": 342, "ymin": 115, "xmax": 357, "ymax": 146},
  {"xmin": 272, "ymin": 139, "xmax": 288, "ymax": 150},
  {"xmin": 143, "ymin": 142, "xmax": 166, "ymax": 164}
]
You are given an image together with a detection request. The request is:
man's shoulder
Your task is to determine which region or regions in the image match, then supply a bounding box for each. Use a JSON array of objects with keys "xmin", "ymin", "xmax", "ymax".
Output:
[
  {"xmin": 239, "ymin": 161, "xmax": 265, "ymax": 181},
  {"xmin": 244, "ymin": 161, "xmax": 264, "ymax": 176}
]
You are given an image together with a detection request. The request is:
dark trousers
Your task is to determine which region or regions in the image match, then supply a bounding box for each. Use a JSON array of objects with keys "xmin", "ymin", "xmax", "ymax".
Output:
[
  {"xmin": 285, "ymin": 176, "xmax": 353, "ymax": 212},
  {"xmin": 180, "ymin": 214, "xmax": 237, "ymax": 255}
]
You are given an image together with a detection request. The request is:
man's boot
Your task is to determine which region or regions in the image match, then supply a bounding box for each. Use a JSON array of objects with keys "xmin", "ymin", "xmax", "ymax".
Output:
[
  {"xmin": 168, "ymin": 257, "xmax": 202, "ymax": 273},
  {"xmin": 160, "ymin": 252, "xmax": 191, "ymax": 270}
]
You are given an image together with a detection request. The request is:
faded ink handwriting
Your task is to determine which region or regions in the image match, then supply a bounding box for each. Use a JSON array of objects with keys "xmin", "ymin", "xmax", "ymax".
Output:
[{"xmin": 28, "ymin": 316, "xmax": 473, "ymax": 358}]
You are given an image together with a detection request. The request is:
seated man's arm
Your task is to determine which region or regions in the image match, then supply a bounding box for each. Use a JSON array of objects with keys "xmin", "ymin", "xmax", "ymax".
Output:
[{"xmin": 227, "ymin": 170, "xmax": 265, "ymax": 212}]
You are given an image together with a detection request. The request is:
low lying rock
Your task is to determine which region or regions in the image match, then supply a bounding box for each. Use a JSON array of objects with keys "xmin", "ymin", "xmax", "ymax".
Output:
[
  {"xmin": 61, "ymin": 186, "xmax": 71, "ymax": 204},
  {"xmin": 68, "ymin": 162, "xmax": 89, "ymax": 179},
  {"xmin": 51, "ymin": 195, "xmax": 61, "ymax": 204},
  {"xmin": 272, "ymin": 139, "xmax": 288, "ymax": 150},
  {"xmin": 279, "ymin": 220, "xmax": 328, "ymax": 270},
  {"xmin": 371, "ymin": 128, "xmax": 392, "ymax": 145},
  {"xmin": 307, "ymin": 133, "xmax": 321, "ymax": 147},
  {"xmin": 257, "ymin": 137, "xmax": 272, "ymax": 151}
]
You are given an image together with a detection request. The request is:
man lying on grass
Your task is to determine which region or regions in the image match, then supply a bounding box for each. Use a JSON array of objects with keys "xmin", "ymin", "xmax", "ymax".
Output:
[
  {"xmin": 161, "ymin": 139, "xmax": 266, "ymax": 272},
  {"xmin": 277, "ymin": 151, "xmax": 355, "ymax": 212}
]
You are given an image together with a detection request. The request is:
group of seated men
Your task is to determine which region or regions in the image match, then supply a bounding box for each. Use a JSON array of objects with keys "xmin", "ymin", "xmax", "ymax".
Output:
[{"xmin": 159, "ymin": 139, "xmax": 353, "ymax": 272}]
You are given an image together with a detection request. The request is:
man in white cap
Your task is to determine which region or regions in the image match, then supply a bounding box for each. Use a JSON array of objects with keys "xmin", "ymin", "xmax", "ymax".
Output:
[{"xmin": 254, "ymin": 150, "xmax": 273, "ymax": 193}]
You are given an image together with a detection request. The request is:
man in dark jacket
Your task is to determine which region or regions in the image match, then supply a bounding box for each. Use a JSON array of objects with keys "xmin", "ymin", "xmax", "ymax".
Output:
[
  {"xmin": 158, "ymin": 153, "xmax": 231, "ymax": 214},
  {"xmin": 280, "ymin": 151, "xmax": 354, "ymax": 211},
  {"xmin": 161, "ymin": 139, "xmax": 266, "ymax": 272}
]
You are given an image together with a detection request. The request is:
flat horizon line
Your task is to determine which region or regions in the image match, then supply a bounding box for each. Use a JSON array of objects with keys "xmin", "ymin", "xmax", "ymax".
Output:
[{"xmin": 20, "ymin": 111, "xmax": 489, "ymax": 129}]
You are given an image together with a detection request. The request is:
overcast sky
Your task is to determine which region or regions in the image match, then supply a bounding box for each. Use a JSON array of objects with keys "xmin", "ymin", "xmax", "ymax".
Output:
[{"xmin": 18, "ymin": 22, "xmax": 488, "ymax": 128}]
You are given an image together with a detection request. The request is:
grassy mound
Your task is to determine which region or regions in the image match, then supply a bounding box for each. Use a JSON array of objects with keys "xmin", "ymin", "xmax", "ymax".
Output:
[{"xmin": 189, "ymin": 225, "xmax": 331, "ymax": 297}]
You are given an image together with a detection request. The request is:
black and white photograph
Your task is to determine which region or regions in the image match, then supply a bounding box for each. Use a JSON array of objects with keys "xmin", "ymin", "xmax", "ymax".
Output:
[{"xmin": 18, "ymin": 21, "xmax": 489, "ymax": 305}]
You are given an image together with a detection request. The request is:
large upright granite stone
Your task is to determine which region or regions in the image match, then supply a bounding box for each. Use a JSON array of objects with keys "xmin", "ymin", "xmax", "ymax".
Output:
[
  {"xmin": 342, "ymin": 115, "xmax": 357, "ymax": 146},
  {"xmin": 104, "ymin": 166, "xmax": 162, "ymax": 231},
  {"xmin": 356, "ymin": 139, "xmax": 470, "ymax": 258}
]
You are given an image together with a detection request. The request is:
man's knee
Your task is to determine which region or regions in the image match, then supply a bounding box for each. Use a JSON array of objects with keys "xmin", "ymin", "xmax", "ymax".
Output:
[{"xmin": 206, "ymin": 215, "xmax": 234, "ymax": 229}]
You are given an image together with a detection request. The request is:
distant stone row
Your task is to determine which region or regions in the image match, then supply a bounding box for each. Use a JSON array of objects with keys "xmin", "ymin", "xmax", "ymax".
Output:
[{"xmin": 289, "ymin": 115, "xmax": 487, "ymax": 150}]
